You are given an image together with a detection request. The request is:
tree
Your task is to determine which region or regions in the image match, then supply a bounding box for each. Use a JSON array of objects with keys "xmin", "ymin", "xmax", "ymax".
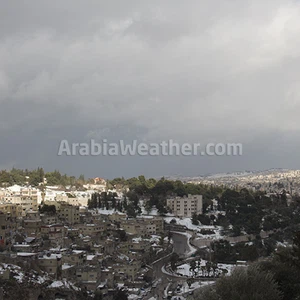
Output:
[
  {"xmin": 159, "ymin": 236, "xmax": 164, "ymax": 249},
  {"xmin": 210, "ymin": 214, "xmax": 216, "ymax": 225},
  {"xmin": 39, "ymin": 204, "xmax": 56, "ymax": 214},
  {"xmin": 170, "ymin": 253, "xmax": 180, "ymax": 271},
  {"xmin": 138, "ymin": 175, "xmax": 146, "ymax": 185},
  {"xmin": 167, "ymin": 230, "xmax": 172, "ymax": 245},
  {"xmin": 258, "ymin": 250, "xmax": 300, "ymax": 300},
  {"xmin": 212, "ymin": 240, "xmax": 236, "ymax": 263},
  {"xmin": 117, "ymin": 230, "xmax": 127, "ymax": 242},
  {"xmin": 206, "ymin": 261, "xmax": 212, "ymax": 277},
  {"xmin": 29, "ymin": 172, "xmax": 41, "ymax": 186},
  {"xmin": 88, "ymin": 193, "xmax": 98, "ymax": 209},
  {"xmin": 94, "ymin": 290, "xmax": 103, "ymax": 300},
  {"xmin": 196, "ymin": 259, "xmax": 201, "ymax": 275},
  {"xmin": 232, "ymin": 225, "xmax": 241, "ymax": 236},
  {"xmin": 145, "ymin": 200, "xmax": 153, "ymax": 214},
  {"xmin": 187, "ymin": 278, "xmax": 193, "ymax": 289},
  {"xmin": 255, "ymin": 232, "xmax": 300, "ymax": 300},
  {"xmin": 192, "ymin": 213, "xmax": 199, "ymax": 225},
  {"xmin": 113, "ymin": 289, "xmax": 128, "ymax": 300},
  {"xmin": 292, "ymin": 231, "xmax": 300, "ymax": 268},
  {"xmin": 198, "ymin": 214, "xmax": 211, "ymax": 225},
  {"xmin": 211, "ymin": 262, "xmax": 218, "ymax": 278},
  {"xmin": 192, "ymin": 265, "xmax": 282, "ymax": 300},
  {"xmin": 190, "ymin": 260, "xmax": 197, "ymax": 277},
  {"xmin": 126, "ymin": 203, "xmax": 137, "ymax": 218}
]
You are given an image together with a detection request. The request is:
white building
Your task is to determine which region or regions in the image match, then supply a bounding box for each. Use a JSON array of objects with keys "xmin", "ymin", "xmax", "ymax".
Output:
[
  {"xmin": 167, "ymin": 194, "xmax": 203, "ymax": 217},
  {"xmin": 1, "ymin": 185, "xmax": 39, "ymax": 215}
]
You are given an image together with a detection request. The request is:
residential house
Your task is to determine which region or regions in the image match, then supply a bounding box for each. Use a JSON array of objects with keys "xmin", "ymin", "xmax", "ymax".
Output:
[{"xmin": 38, "ymin": 253, "xmax": 62, "ymax": 277}]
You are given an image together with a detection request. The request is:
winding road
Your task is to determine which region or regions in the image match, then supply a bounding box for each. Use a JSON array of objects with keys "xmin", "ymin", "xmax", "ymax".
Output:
[{"xmin": 145, "ymin": 232, "xmax": 192, "ymax": 299}]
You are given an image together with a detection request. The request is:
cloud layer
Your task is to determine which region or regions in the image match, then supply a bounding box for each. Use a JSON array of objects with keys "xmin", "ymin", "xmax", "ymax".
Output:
[{"xmin": 1, "ymin": 0, "xmax": 300, "ymax": 178}]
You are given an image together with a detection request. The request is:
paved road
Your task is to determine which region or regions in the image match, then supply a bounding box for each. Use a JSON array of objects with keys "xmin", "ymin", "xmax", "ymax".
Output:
[
  {"xmin": 145, "ymin": 233, "xmax": 191, "ymax": 299},
  {"xmin": 171, "ymin": 233, "xmax": 190, "ymax": 257}
]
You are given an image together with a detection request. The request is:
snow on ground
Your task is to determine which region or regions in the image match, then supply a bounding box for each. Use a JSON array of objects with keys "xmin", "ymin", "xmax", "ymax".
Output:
[
  {"xmin": 139, "ymin": 200, "xmax": 159, "ymax": 216},
  {"xmin": 96, "ymin": 206, "xmax": 159, "ymax": 217},
  {"xmin": 164, "ymin": 217, "xmax": 222, "ymax": 239},
  {"xmin": 62, "ymin": 263, "xmax": 74, "ymax": 270},
  {"xmin": 195, "ymin": 230, "xmax": 223, "ymax": 242},
  {"xmin": 48, "ymin": 279, "xmax": 80, "ymax": 291},
  {"xmin": 97, "ymin": 208, "xmax": 115, "ymax": 215},
  {"xmin": 118, "ymin": 254, "xmax": 130, "ymax": 261},
  {"xmin": 1, "ymin": 263, "xmax": 49, "ymax": 284},
  {"xmin": 176, "ymin": 260, "xmax": 236, "ymax": 277},
  {"xmin": 217, "ymin": 263, "xmax": 237, "ymax": 275},
  {"xmin": 49, "ymin": 281, "xmax": 64, "ymax": 288},
  {"xmin": 128, "ymin": 294, "xmax": 139, "ymax": 300},
  {"xmin": 149, "ymin": 235, "xmax": 161, "ymax": 244},
  {"xmin": 142, "ymin": 207, "xmax": 159, "ymax": 216}
]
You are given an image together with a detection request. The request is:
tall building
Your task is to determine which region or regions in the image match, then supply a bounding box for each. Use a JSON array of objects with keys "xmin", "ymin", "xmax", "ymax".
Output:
[
  {"xmin": 167, "ymin": 194, "xmax": 203, "ymax": 217},
  {"xmin": 57, "ymin": 203, "xmax": 80, "ymax": 224}
]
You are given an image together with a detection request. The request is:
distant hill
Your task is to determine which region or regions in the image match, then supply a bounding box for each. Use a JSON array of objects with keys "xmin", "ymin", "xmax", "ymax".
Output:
[{"xmin": 164, "ymin": 169, "xmax": 300, "ymax": 193}]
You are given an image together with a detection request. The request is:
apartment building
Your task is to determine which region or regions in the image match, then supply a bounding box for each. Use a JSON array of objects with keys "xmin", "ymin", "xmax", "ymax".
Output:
[
  {"xmin": 167, "ymin": 194, "xmax": 203, "ymax": 217},
  {"xmin": 38, "ymin": 253, "xmax": 62, "ymax": 277},
  {"xmin": 121, "ymin": 217, "xmax": 164, "ymax": 237},
  {"xmin": 113, "ymin": 260, "xmax": 141, "ymax": 281},
  {"xmin": 0, "ymin": 203, "xmax": 22, "ymax": 218},
  {"xmin": 76, "ymin": 223, "xmax": 106, "ymax": 236},
  {"xmin": 76, "ymin": 266, "xmax": 99, "ymax": 290},
  {"xmin": 122, "ymin": 222, "xmax": 146, "ymax": 236},
  {"xmin": 2, "ymin": 197, "xmax": 38, "ymax": 216},
  {"xmin": 62, "ymin": 250, "xmax": 86, "ymax": 266},
  {"xmin": 41, "ymin": 224, "xmax": 67, "ymax": 242},
  {"xmin": 137, "ymin": 216, "xmax": 164, "ymax": 234},
  {"xmin": 1, "ymin": 186, "xmax": 39, "ymax": 214},
  {"xmin": 23, "ymin": 218, "xmax": 42, "ymax": 236},
  {"xmin": 100, "ymin": 267, "xmax": 115, "ymax": 288},
  {"xmin": 57, "ymin": 204, "xmax": 80, "ymax": 224},
  {"xmin": 41, "ymin": 214, "xmax": 58, "ymax": 224}
]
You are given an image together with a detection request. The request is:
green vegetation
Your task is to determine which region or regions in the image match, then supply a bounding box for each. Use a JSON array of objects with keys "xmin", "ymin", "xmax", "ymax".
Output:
[
  {"xmin": 191, "ymin": 232, "xmax": 300, "ymax": 300},
  {"xmin": 88, "ymin": 192, "xmax": 120, "ymax": 210},
  {"xmin": 109, "ymin": 177, "xmax": 223, "ymax": 200},
  {"xmin": 108, "ymin": 176, "xmax": 224, "ymax": 215},
  {"xmin": 192, "ymin": 265, "xmax": 282, "ymax": 300},
  {"xmin": 0, "ymin": 167, "xmax": 44, "ymax": 186},
  {"xmin": 39, "ymin": 204, "xmax": 56, "ymax": 215},
  {"xmin": 0, "ymin": 168, "xmax": 89, "ymax": 187}
]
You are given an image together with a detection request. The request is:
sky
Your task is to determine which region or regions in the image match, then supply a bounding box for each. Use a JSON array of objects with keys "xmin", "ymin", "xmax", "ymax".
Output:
[{"xmin": 1, "ymin": 0, "xmax": 300, "ymax": 179}]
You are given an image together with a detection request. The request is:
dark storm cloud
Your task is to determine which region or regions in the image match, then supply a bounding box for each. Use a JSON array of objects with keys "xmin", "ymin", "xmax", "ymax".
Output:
[{"xmin": 1, "ymin": 0, "xmax": 300, "ymax": 177}]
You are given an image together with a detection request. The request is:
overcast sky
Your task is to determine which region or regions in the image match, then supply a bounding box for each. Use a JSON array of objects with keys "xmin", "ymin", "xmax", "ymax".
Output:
[{"xmin": 1, "ymin": 0, "xmax": 300, "ymax": 178}]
